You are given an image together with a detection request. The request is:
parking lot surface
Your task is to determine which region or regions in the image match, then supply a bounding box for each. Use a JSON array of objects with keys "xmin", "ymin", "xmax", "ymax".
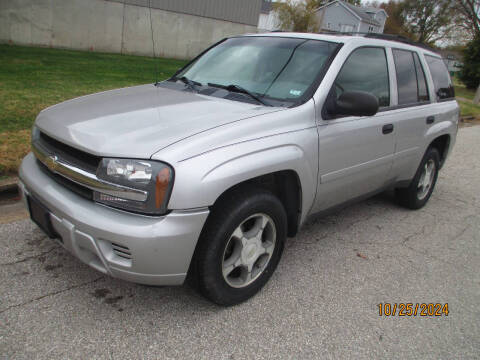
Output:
[{"xmin": 1, "ymin": 127, "xmax": 479, "ymax": 359}]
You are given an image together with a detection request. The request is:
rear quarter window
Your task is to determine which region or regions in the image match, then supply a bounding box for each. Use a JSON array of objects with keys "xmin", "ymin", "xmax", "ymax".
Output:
[{"xmin": 425, "ymin": 55, "xmax": 455, "ymax": 101}]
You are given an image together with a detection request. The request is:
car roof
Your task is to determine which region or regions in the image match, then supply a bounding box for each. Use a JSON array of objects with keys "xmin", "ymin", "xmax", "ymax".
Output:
[{"xmin": 244, "ymin": 32, "xmax": 441, "ymax": 58}]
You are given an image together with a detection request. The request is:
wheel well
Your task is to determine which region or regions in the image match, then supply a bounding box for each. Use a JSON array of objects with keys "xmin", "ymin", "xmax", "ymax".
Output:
[
  {"xmin": 429, "ymin": 135, "xmax": 450, "ymax": 168},
  {"xmin": 212, "ymin": 171, "xmax": 302, "ymax": 237}
]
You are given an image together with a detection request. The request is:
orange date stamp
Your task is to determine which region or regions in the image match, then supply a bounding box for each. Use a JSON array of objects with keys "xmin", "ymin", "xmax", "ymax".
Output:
[{"xmin": 378, "ymin": 303, "xmax": 449, "ymax": 317}]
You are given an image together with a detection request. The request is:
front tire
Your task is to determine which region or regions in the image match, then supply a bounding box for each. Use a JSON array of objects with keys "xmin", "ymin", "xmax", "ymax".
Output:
[
  {"xmin": 192, "ymin": 186, "xmax": 287, "ymax": 306},
  {"xmin": 396, "ymin": 147, "xmax": 440, "ymax": 209}
]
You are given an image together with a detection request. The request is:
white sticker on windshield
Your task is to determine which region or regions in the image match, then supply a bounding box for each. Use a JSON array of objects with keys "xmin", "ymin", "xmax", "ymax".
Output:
[{"xmin": 290, "ymin": 90, "xmax": 302, "ymax": 96}]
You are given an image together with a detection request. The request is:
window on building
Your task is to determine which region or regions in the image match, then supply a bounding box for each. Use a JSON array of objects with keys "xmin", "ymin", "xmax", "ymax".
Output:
[{"xmin": 334, "ymin": 47, "xmax": 390, "ymax": 108}]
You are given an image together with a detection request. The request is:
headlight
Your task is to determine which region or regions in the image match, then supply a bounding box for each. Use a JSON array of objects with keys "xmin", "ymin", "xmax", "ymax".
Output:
[
  {"xmin": 32, "ymin": 125, "xmax": 40, "ymax": 142},
  {"xmin": 95, "ymin": 158, "xmax": 173, "ymax": 215}
]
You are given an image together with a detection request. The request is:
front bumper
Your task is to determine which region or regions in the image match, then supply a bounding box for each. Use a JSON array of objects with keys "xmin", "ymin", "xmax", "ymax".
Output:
[{"xmin": 19, "ymin": 153, "xmax": 209, "ymax": 285}]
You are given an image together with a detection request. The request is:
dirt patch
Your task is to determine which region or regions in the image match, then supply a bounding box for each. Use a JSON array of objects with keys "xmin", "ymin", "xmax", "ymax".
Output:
[
  {"xmin": 104, "ymin": 295, "xmax": 124, "ymax": 304},
  {"xmin": 44, "ymin": 264, "xmax": 63, "ymax": 271},
  {"xmin": 92, "ymin": 288, "xmax": 111, "ymax": 298}
]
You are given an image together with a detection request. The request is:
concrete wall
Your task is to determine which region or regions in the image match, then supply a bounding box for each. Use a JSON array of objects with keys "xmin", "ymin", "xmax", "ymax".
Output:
[{"xmin": 0, "ymin": 0, "xmax": 259, "ymax": 59}]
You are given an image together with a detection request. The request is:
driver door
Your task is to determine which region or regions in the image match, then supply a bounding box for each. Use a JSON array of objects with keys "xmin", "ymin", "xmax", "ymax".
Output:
[{"xmin": 313, "ymin": 46, "xmax": 396, "ymax": 212}]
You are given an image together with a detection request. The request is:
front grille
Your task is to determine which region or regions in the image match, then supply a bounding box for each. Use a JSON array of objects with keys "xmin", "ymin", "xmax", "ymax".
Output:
[
  {"xmin": 37, "ymin": 160, "xmax": 93, "ymax": 200},
  {"xmin": 111, "ymin": 242, "xmax": 132, "ymax": 260},
  {"xmin": 38, "ymin": 132, "xmax": 101, "ymax": 173}
]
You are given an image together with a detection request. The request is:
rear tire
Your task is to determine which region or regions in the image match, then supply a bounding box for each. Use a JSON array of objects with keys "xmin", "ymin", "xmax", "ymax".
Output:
[
  {"xmin": 191, "ymin": 186, "xmax": 287, "ymax": 306},
  {"xmin": 396, "ymin": 147, "xmax": 440, "ymax": 210}
]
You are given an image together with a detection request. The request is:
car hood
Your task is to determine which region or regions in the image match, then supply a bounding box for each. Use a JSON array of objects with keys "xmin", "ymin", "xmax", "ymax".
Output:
[{"xmin": 35, "ymin": 84, "xmax": 280, "ymax": 159}]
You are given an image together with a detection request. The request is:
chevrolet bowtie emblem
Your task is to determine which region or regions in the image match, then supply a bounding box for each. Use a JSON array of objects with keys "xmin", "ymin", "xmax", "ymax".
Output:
[{"xmin": 46, "ymin": 154, "xmax": 58, "ymax": 170}]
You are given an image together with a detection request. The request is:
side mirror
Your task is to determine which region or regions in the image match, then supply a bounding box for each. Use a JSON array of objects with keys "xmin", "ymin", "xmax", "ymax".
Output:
[{"xmin": 330, "ymin": 91, "xmax": 379, "ymax": 117}]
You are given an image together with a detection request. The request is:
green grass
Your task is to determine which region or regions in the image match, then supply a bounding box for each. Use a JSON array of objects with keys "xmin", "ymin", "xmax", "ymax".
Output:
[
  {"xmin": 458, "ymin": 100, "xmax": 480, "ymax": 118},
  {"xmin": 453, "ymin": 80, "xmax": 480, "ymax": 118},
  {"xmin": 0, "ymin": 44, "xmax": 186, "ymax": 174},
  {"xmin": 0, "ymin": 44, "xmax": 187, "ymax": 133},
  {"xmin": 454, "ymin": 83, "xmax": 476, "ymax": 102}
]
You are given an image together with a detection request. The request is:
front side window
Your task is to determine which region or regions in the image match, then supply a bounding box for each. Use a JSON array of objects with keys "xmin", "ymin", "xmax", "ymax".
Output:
[
  {"xmin": 425, "ymin": 55, "xmax": 455, "ymax": 101},
  {"xmin": 334, "ymin": 47, "xmax": 390, "ymax": 107},
  {"xmin": 393, "ymin": 49, "xmax": 430, "ymax": 105},
  {"xmin": 175, "ymin": 37, "xmax": 339, "ymax": 105}
]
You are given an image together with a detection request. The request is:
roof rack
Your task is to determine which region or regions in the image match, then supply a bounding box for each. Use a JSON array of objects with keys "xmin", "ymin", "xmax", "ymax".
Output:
[{"xmin": 319, "ymin": 31, "xmax": 438, "ymax": 53}]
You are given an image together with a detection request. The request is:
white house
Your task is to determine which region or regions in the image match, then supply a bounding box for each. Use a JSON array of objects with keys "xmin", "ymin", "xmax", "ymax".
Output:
[
  {"xmin": 258, "ymin": 0, "xmax": 280, "ymax": 32},
  {"xmin": 316, "ymin": 0, "xmax": 388, "ymax": 34}
]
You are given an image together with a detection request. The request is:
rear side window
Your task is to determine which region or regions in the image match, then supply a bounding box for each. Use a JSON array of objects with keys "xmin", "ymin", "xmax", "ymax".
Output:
[
  {"xmin": 335, "ymin": 47, "xmax": 390, "ymax": 107},
  {"xmin": 393, "ymin": 49, "xmax": 430, "ymax": 105},
  {"xmin": 425, "ymin": 55, "xmax": 455, "ymax": 101}
]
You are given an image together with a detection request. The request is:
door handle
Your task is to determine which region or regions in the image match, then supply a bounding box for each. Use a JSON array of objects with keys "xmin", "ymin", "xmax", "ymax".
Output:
[
  {"xmin": 382, "ymin": 124, "xmax": 394, "ymax": 134},
  {"xmin": 426, "ymin": 116, "xmax": 435, "ymax": 124}
]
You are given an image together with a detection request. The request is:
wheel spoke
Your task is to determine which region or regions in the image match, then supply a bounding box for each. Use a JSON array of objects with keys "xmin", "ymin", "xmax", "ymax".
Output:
[
  {"xmin": 418, "ymin": 173, "xmax": 425, "ymax": 189},
  {"xmin": 259, "ymin": 215, "xmax": 269, "ymax": 230},
  {"xmin": 223, "ymin": 264, "xmax": 235, "ymax": 278},
  {"xmin": 243, "ymin": 270, "xmax": 253, "ymax": 284},
  {"xmin": 263, "ymin": 241, "xmax": 275, "ymax": 255},
  {"xmin": 223, "ymin": 244, "xmax": 240, "ymax": 267},
  {"xmin": 417, "ymin": 159, "xmax": 436, "ymax": 200},
  {"xmin": 423, "ymin": 175, "xmax": 430, "ymax": 188},
  {"xmin": 232, "ymin": 227, "xmax": 245, "ymax": 241}
]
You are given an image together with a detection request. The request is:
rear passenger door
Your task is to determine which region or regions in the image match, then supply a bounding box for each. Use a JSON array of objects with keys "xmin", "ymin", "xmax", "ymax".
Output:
[
  {"xmin": 388, "ymin": 49, "xmax": 432, "ymax": 183},
  {"xmin": 314, "ymin": 46, "xmax": 396, "ymax": 212}
]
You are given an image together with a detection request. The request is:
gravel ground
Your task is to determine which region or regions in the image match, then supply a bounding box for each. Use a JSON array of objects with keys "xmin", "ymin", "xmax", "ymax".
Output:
[{"xmin": 1, "ymin": 127, "xmax": 479, "ymax": 359}]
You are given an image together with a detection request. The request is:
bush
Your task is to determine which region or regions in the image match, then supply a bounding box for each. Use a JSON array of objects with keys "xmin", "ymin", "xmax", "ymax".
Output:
[{"xmin": 459, "ymin": 35, "xmax": 480, "ymax": 90}]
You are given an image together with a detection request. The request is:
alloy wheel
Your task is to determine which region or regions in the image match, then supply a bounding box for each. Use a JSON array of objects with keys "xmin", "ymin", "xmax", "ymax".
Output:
[{"xmin": 221, "ymin": 213, "xmax": 276, "ymax": 288}]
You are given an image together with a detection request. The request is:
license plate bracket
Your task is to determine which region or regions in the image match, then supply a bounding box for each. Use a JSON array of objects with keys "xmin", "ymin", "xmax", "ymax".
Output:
[{"xmin": 27, "ymin": 195, "xmax": 58, "ymax": 239}]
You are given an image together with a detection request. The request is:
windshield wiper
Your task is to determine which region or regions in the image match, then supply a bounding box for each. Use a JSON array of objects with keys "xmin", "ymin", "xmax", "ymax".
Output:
[
  {"xmin": 208, "ymin": 83, "xmax": 272, "ymax": 106},
  {"xmin": 176, "ymin": 76, "xmax": 201, "ymax": 92}
]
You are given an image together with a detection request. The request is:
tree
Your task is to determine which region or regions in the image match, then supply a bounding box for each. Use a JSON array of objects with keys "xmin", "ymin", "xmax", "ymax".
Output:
[
  {"xmin": 276, "ymin": 0, "xmax": 320, "ymax": 33},
  {"xmin": 380, "ymin": 0, "xmax": 411, "ymax": 39},
  {"xmin": 458, "ymin": 35, "xmax": 480, "ymax": 94},
  {"xmin": 400, "ymin": 0, "xmax": 456, "ymax": 45},
  {"xmin": 453, "ymin": 0, "xmax": 480, "ymax": 38}
]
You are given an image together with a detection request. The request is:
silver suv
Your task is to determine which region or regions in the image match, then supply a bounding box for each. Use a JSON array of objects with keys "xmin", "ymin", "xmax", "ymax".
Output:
[{"xmin": 19, "ymin": 33, "xmax": 459, "ymax": 305}]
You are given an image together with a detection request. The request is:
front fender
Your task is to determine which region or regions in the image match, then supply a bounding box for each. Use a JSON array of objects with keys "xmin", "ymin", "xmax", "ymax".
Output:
[{"xmin": 166, "ymin": 128, "xmax": 319, "ymax": 225}]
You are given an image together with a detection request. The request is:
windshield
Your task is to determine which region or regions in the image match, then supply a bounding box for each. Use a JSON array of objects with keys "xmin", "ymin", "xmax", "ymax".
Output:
[{"xmin": 175, "ymin": 37, "xmax": 339, "ymax": 104}]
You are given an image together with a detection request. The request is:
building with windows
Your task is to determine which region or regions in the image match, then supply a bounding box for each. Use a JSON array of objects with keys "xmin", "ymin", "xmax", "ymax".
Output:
[
  {"xmin": 315, "ymin": 0, "xmax": 387, "ymax": 34},
  {"xmin": 258, "ymin": 0, "xmax": 280, "ymax": 32},
  {"xmin": 439, "ymin": 50, "xmax": 464, "ymax": 74}
]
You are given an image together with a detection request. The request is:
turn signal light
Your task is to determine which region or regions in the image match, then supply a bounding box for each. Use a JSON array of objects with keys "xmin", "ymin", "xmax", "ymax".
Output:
[{"xmin": 155, "ymin": 167, "xmax": 171, "ymax": 209}]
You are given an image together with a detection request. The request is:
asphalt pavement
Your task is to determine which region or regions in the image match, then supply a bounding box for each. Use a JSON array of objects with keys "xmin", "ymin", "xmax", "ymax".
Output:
[{"xmin": 1, "ymin": 127, "xmax": 479, "ymax": 359}]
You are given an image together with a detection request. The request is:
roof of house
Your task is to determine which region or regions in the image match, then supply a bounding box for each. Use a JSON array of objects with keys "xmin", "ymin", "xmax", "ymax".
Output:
[
  {"xmin": 260, "ymin": 0, "xmax": 273, "ymax": 14},
  {"xmin": 438, "ymin": 50, "xmax": 464, "ymax": 61},
  {"xmin": 317, "ymin": 0, "xmax": 388, "ymax": 27},
  {"xmin": 342, "ymin": 2, "xmax": 380, "ymax": 26}
]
